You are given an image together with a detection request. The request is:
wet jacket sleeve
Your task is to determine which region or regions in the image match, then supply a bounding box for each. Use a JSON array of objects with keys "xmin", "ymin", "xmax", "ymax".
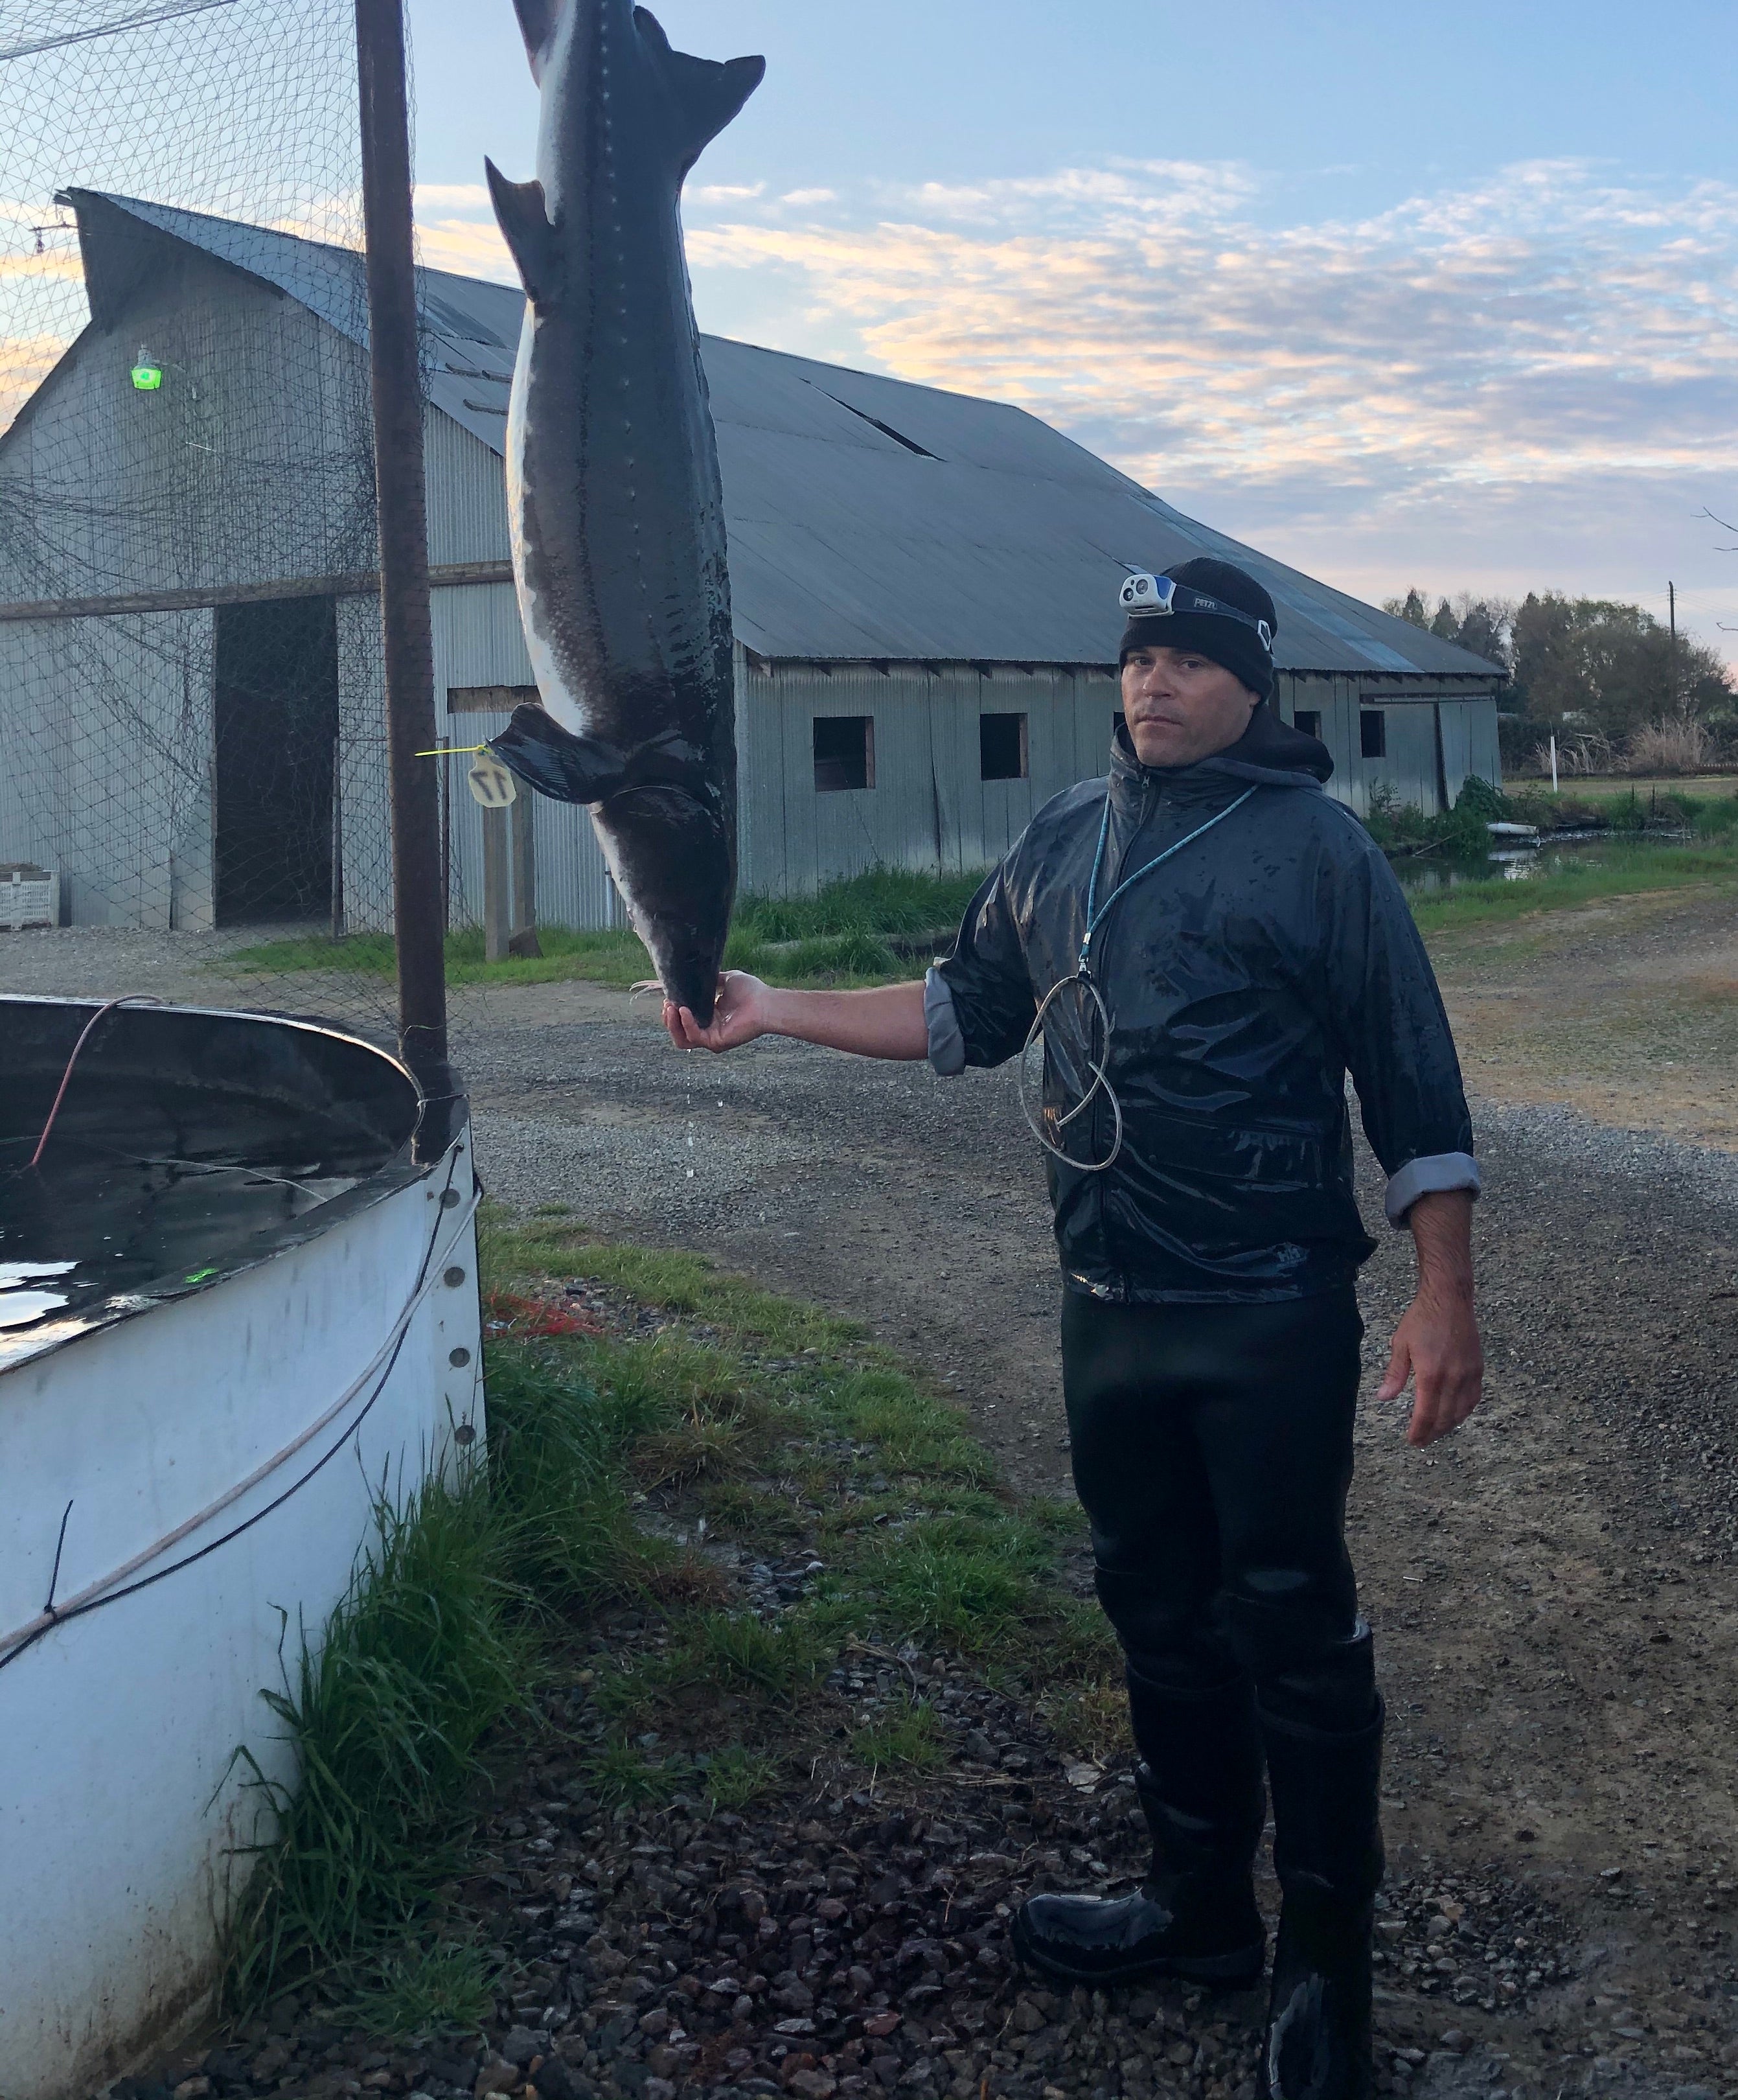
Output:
[
  {"xmin": 1320, "ymin": 833, "xmax": 1481, "ymax": 1226},
  {"xmin": 926, "ymin": 862, "xmax": 1037, "ymax": 1075}
]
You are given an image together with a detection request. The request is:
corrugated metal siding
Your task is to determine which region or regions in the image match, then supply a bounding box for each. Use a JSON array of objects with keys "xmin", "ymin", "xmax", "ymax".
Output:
[
  {"xmin": 738, "ymin": 660, "xmax": 1126, "ymax": 895},
  {"xmin": 1277, "ymin": 675, "xmax": 1505, "ymax": 817},
  {"xmin": 429, "ymin": 581, "xmax": 622, "ymax": 931},
  {"xmin": 0, "ymin": 608, "xmax": 213, "ymax": 927},
  {"xmin": 424, "ymin": 413, "xmax": 511, "ymax": 568},
  {"xmin": 0, "ymin": 238, "xmax": 373, "ymax": 603}
]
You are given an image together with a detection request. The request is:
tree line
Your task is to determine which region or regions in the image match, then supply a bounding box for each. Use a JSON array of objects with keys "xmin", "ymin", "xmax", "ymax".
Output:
[{"xmin": 1384, "ymin": 588, "xmax": 1735, "ymax": 771}]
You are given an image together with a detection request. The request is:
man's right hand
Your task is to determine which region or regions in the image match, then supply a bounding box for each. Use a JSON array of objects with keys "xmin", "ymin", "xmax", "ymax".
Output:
[
  {"xmin": 664, "ymin": 971, "xmax": 772, "ymax": 1053},
  {"xmin": 662, "ymin": 975, "xmax": 932, "ymax": 1062}
]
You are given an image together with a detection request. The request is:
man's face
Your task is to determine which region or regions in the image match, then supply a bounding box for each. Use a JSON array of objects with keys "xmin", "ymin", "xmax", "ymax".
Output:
[{"xmin": 1119, "ymin": 644, "xmax": 1259, "ymax": 768}]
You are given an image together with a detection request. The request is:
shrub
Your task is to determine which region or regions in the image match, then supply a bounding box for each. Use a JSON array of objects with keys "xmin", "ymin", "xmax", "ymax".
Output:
[{"xmin": 1625, "ymin": 716, "xmax": 1712, "ymax": 776}]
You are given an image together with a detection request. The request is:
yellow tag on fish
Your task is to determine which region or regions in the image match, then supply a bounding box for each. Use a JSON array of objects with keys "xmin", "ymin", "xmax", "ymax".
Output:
[{"xmin": 467, "ymin": 752, "xmax": 517, "ymax": 809}]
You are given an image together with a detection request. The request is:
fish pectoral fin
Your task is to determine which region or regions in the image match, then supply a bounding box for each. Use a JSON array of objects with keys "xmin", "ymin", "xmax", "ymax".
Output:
[
  {"xmin": 633, "ymin": 8, "xmax": 766, "ymax": 174},
  {"xmin": 485, "ymin": 159, "xmax": 560, "ymax": 305},
  {"xmin": 509, "ymin": 0, "xmax": 563, "ymax": 85},
  {"xmin": 490, "ymin": 705, "xmax": 628, "ymax": 807}
]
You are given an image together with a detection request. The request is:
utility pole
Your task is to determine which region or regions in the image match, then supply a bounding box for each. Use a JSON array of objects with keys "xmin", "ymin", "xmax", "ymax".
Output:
[
  {"xmin": 1669, "ymin": 580, "xmax": 1678, "ymax": 715},
  {"xmin": 355, "ymin": 0, "xmax": 455, "ymax": 1151}
]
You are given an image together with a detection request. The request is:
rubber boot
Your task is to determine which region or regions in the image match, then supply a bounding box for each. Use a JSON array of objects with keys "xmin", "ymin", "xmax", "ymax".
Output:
[
  {"xmin": 1012, "ymin": 1676, "xmax": 1267, "ymax": 1989},
  {"xmin": 1261, "ymin": 1700, "xmax": 1385, "ymax": 2100}
]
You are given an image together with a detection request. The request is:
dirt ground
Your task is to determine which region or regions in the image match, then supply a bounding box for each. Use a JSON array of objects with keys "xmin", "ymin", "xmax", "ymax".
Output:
[{"xmin": 8, "ymin": 882, "xmax": 1738, "ymax": 2097}]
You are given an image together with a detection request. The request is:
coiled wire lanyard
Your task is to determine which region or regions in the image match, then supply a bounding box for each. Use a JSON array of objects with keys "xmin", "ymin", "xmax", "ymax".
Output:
[{"xmin": 1018, "ymin": 787, "xmax": 1256, "ymax": 1171}]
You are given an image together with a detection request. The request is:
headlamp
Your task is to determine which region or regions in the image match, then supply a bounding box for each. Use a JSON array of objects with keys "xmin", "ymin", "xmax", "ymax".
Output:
[{"xmin": 1119, "ymin": 570, "xmax": 1274, "ymax": 655}]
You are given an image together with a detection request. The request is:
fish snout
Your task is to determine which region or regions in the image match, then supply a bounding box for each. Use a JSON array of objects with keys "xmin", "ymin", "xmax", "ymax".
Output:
[{"xmin": 601, "ymin": 787, "xmax": 733, "ymax": 1028}]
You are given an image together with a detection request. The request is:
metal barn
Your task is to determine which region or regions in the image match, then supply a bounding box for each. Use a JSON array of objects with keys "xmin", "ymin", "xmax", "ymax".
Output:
[{"xmin": 0, "ymin": 192, "xmax": 1504, "ymax": 933}]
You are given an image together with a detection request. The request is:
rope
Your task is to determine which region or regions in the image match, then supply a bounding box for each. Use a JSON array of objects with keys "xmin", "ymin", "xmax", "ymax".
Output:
[
  {"xmin": 0, "ymin": 1146, "xmax": 477, "ymax": 1674},
  {"xmin": 1018, "ymin": 787, "xmax": 1257, "ymax": 1173}
]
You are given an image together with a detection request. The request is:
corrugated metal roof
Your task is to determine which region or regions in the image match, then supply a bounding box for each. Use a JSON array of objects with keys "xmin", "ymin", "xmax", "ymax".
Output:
[{"xmin": 73, "ymin": 192, "xmax": 1504, "ymax": 681}]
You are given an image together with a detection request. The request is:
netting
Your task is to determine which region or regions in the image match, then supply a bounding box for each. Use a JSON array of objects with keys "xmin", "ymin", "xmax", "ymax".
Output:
[{"xmin": 0, "ymin": 0, "xmax": 435, "ymax": 1046}]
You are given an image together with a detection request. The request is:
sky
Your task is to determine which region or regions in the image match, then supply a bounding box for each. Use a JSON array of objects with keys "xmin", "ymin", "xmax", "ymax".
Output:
[{"xmin": 404, "ymin": 2, "xmax": 1738, "ymax": 660}]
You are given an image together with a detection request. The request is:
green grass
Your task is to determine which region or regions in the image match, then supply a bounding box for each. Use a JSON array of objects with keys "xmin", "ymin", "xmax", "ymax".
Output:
[
  {"xmin": 339, "ymin": 1937, "xmax": 497, "ymax": 2036},
  {"xmin": 699, "ymin": 1743, "xmax": 783, "ymax": 1810},
  {"xmin": 226, "ymin": 865, "xmax": 988, "ymax": 993},
  {"xmin": 223, "ymin": 1469, "xmax": 530, "ymax": 2014},
  {"xmin": 850, "ymin": 1697, "xmax": 947, "ymax": 1774},
  {"xmin": 227, "ymin": 1219, "xmax": 1101, "ymax": 2031},
  {"xmin": 1409, "ymin": 841, "xmax": 1738, "ymax": 939}
]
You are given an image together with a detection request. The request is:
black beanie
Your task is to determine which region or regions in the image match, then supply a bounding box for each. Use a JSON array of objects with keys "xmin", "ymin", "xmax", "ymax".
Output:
[{"xmin": 1119, "ymin": 556, "xmax": 1279, "ymax": 702}]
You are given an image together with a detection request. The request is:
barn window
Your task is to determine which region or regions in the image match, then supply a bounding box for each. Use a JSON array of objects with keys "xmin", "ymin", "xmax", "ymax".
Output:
[
  {"xmin": 814, "ymin": 715, "xmax": 875, "ymax": 792},
  {"xmin": 1360, "ymin": 710, "xmax": 1387, "ymax": 759},
  {"xmin": 979, "ymin": 712, "xmax": 1029, "ymax": 781},
  {"xmin": 1294, "ymin": 709, "xmax": 1322, "ymax": 740}
]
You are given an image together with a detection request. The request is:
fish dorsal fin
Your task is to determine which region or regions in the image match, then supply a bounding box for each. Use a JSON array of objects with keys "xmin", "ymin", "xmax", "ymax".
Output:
[
  {"xmin": 485, "ymin": 159, "xmax": 560, "ymax": 305},
  {"xmin": 633, "ymin": 6, "xmax": 765, "ymax": 174},
  {"xmin": 510, "ymin": 0, "xmax": 564, "ymax": 85}
]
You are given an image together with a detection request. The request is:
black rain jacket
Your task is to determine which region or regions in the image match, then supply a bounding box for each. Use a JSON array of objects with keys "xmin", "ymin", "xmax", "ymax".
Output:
[{"xmin": 931, "ymin": 707, "xmax": 1478, "ymax": 1303}]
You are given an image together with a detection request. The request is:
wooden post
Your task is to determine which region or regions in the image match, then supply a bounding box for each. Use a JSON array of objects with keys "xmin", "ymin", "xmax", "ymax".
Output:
[
  {"xmin": 509, "ymin": 792, "xmax": 541, "ymax": 958},
  {"xmin": 482, "ymin": 803, "xmax": 511, "ymax": 963},
  {"xmin": 356, "ymin": 0, "xmax": 455, "ymax": 1143}
]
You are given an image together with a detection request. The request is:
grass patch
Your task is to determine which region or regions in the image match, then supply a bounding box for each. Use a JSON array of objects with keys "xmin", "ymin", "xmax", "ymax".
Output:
[
  {"xmin": 698, "ymin": 1744, "xmax": 782, "ymax": 1810},
  {"xmin": 672, "ymin": 1608, "xmax": 824, "ymax": 1700},
  {"xmin": 849, "ymin": 1697, "xmax": 947, "ymax": 1774},
  {"xmin": 1410, "ymin": 842, "xmax": 1738, "ymax": 940},
  {"xmin": 227, "ymin": 866, "xmax": 989, "ymax": 993},
  {"xmin": 231, "ymin": 1223, "xmax": 1093, "ymax": 2026},
  {"xmin": 338, "ymin": 1937, "xmax": 496, "ymax": 2037},
  {"xmin": 223, "ymin": 1472, "xmax": 529, "ymax": 2009}
]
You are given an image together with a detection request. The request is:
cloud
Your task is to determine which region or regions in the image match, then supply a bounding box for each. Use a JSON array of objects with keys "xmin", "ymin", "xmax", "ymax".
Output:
[
  {"xmin": 778, "ymin": 187, "xmax": 838, "ymax": 207},
  {"xmin": 686, "ymin": 159, "xmax": 1738, "ymax": 496},
  {"xmin": 683, "ymin": 158, "xmax": 1738, "ymax": 650}
]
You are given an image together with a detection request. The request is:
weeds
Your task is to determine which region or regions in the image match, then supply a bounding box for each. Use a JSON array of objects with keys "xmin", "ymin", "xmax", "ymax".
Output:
[
  {"xmin": 850, "ymin": 1697, "xmax": 947, "ymax": 1774},
  {"xmin": 223, "ymin": 1472, "xmax": 528, "ymax": 2008},
  {"xmin": 230, "ymin": 1225, "xmax": 1097, "ymax": 2027},
  {"xmin": 1408, "ymin": 843, "xmax": 1738, "ymax": 939},
  {"xmin": 671, "ymin": 1609, "xmax": 823, "ymax": 1700},
  {"xmin": 228, "ymin": 866, "xmax": 987, "ymax": 993},
  {"xmin": 338, "ymin": 1937, "xmax": 496, "ymax": 2035},
  {"xmin": 698, "ymin": 1744, "xmax": 782, "ymax": 1810}
]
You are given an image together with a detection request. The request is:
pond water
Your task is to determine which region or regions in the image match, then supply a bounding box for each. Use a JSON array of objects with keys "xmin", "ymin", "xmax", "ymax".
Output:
[{"xmin": 1391, "ymin": 831, "xmax": 1687, "ymax": 895}]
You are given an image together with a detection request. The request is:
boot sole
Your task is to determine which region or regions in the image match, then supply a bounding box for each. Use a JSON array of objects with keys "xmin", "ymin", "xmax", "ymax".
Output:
[{"xmin": 1009, "ymin": 1910, "xmax": 1265, "ymax": 1990}]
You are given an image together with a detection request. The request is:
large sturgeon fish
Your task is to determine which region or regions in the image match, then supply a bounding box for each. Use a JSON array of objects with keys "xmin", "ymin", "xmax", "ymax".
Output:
[{"xmin": 484, "ymin": 0, "xmax": 764, "ymax": 1024}]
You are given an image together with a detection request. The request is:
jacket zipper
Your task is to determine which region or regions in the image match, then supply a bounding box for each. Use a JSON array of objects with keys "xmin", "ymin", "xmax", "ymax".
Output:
[{"xmin": 1092, "ymin": 772, "xmax": 1158, "ymax": 1291}]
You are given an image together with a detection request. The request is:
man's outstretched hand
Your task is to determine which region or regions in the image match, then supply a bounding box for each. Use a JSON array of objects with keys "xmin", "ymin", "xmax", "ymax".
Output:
[
  {"xmin": 664, "ymin": 971, "xmax": 773, "ymax": 1053},
  {"xmin": 663, "ymin": 976, "xmax": 932, "ymax": 1062},
  {"xmin": 1378, "ymin": 1188, "xmax": 1483, "ymax": 1447}
]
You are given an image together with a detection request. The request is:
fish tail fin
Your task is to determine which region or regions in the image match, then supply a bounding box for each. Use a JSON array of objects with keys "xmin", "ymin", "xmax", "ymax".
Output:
[
  {"xmin": 510, "ymin": 0, "xmax": 563, "ymax": 84},
  {"xmin": 633, "ymin": 7, "xmax": 765, "ymax": 176},
  {"xmin": 485, "ymin": 159, "xmax": 560, "ymax": 305}
]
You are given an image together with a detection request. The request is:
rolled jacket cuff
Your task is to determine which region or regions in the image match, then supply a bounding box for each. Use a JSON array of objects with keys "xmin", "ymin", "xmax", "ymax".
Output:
[
  {"xmin": 924, "ymin": 966, "xmax": 966, "ymax": 1077},
  {"xmin": 1386, "ymin": 1151, "xmax": 1481, "ymax": 1227}
]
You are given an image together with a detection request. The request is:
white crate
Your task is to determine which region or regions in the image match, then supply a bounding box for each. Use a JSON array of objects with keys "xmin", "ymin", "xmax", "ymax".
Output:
[{"xmin": 1, "ymin": 864, "xmax": 60, "ymax": 930}]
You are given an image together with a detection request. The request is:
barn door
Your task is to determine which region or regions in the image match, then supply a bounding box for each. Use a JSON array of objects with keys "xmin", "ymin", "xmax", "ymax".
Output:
[
  {"xmin": 1437, "ymin": 699, "xmax": 1475, "ymax": 809},
  {"xmin": 212, "ymin": 595, "xmax": 339, "ymax": 924}
]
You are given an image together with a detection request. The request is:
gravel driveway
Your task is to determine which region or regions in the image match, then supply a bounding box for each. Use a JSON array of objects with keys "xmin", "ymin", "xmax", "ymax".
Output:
[{"xmin": 9, "ymin": 926, "xmax": 1738, "ymax": 2092}]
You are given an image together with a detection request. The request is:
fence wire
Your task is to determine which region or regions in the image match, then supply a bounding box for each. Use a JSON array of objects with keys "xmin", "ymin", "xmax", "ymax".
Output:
[{"xmin": 0, "ymin": 0, "xmax": 492, "ymax": 1060}]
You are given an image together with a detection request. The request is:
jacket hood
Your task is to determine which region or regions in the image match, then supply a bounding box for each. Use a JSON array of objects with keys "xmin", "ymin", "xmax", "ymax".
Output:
[{"xmin": 1112, "ymin": 702, "xmax": 1334, "ymax": 792}]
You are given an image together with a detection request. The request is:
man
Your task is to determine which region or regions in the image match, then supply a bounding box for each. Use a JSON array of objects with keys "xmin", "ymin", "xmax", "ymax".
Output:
[{"xmin": 666, "ymin": 557, "xmax": 1483, "ymax": 2100}]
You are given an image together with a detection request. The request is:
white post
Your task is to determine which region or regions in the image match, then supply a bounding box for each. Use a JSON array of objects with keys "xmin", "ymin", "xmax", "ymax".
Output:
[{"xmin": 1549, "ymin": 733, "xmax": 1559, "ymax": 794}]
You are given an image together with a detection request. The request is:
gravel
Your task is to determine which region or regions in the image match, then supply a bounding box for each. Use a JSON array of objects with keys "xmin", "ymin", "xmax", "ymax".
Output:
[{"xmin": 19, "ymin": 950, "xmax": 1738, "ymax": 2099}]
